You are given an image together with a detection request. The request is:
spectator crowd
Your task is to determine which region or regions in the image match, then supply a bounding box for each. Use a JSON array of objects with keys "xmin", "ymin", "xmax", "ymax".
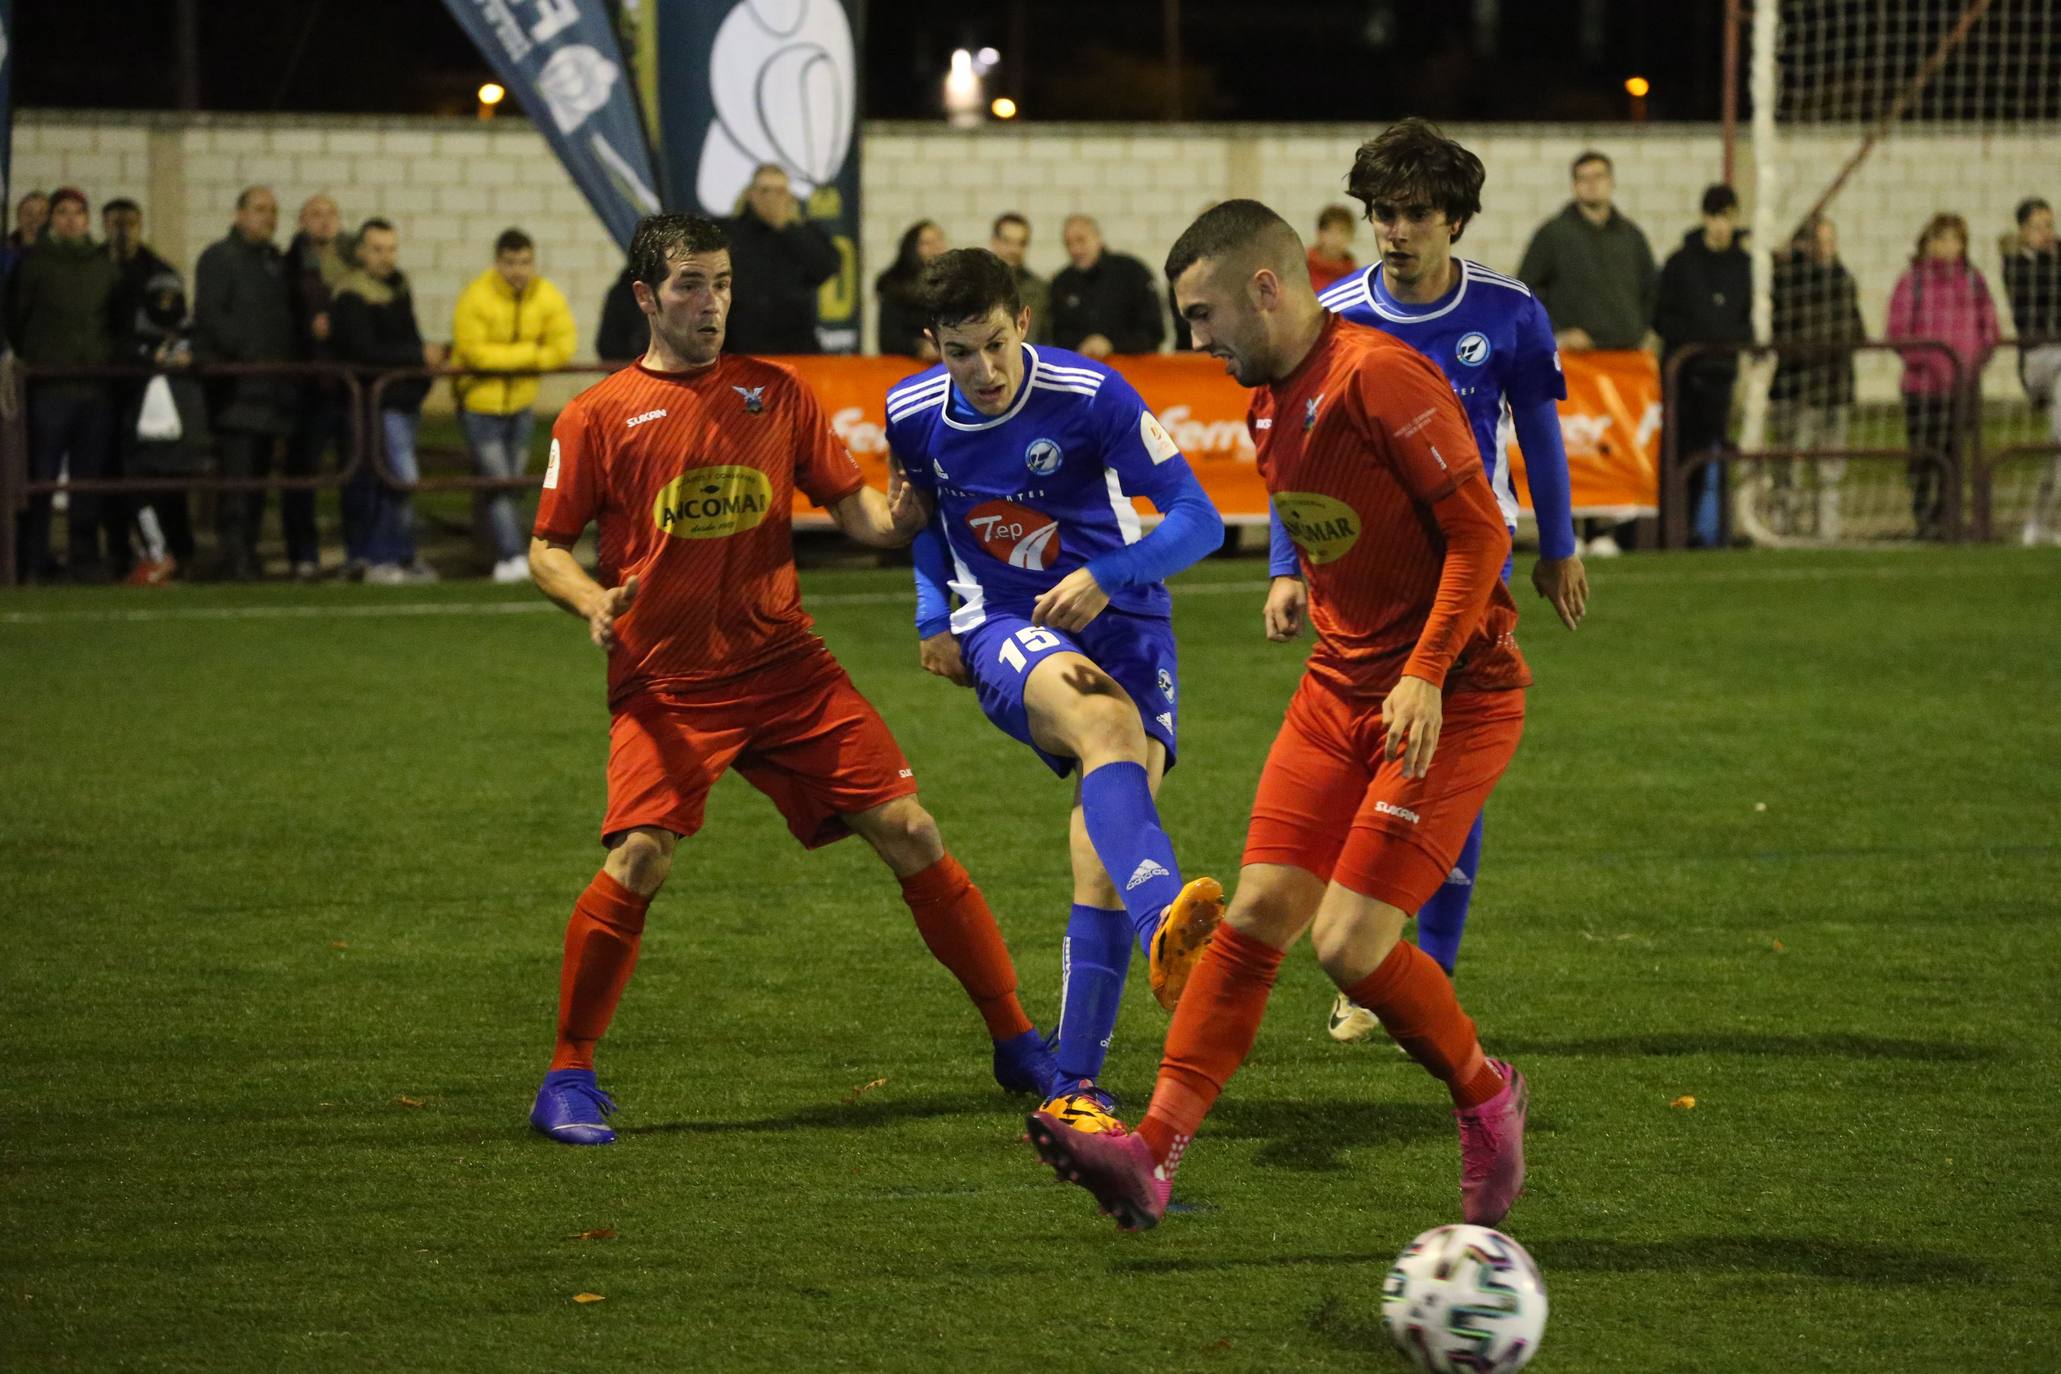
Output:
[{"xmin": 6, "ymin": 151, "xmax": 2058, "ymax": 584}]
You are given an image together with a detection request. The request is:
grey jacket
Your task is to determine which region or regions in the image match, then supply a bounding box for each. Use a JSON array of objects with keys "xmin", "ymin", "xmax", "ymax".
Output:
[{"xmin": 1517, "ymin": 202, "xmax": 1659, "ymax": 350}]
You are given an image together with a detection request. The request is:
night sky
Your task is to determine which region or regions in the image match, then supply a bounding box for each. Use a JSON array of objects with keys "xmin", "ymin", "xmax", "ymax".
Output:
[{"xmin": 12, "ymin": 0, "xmax": 1730, "ymax": 124}]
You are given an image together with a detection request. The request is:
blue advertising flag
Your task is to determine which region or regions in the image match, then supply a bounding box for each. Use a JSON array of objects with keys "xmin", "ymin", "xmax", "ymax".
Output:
[
  {"xmin": 441, "ymin": 0, "xmax": 660, "ymax": 251},
  {"xmin": 654, "ymin": 0, "xmax": 863, "ymax": 353}
]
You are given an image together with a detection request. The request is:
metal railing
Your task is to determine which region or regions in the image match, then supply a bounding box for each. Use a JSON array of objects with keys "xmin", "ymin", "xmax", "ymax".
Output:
[{"xmin": 1659, "ymin": 339, "xmax": 1973, "ymax": 549}]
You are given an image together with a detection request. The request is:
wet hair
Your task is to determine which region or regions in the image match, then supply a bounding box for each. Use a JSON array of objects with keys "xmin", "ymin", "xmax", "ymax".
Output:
[
  {"xmin": 629, "ymin": 213, "xmax": 731, "ymax": 291},
  {"xmin": 915, "ymin": 248, "xmax": 1022, "ymax": 331},
  {"xmin": 1346, "ymin": 118, "xmax": 1486, "ymax": 243},
  {"xmin": 1163, "ymin": 198, "xmax": 1306, "ymax": 287},
  {"xmin": 1701, "ymin": 184, "xmax": 1739, "ymax": 217},
  {"xmin": 495, "ymin": 227, "xmax": 534, "ymax": 256}
]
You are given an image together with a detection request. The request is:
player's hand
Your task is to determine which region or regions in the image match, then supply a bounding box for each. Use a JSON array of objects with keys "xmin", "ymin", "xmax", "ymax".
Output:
[
  {"xmin": 587, "ymin": 574, "xmax": 638, "ymax": 651},
  {"xmin": 1530, "ymin": 553, "xmax": 1589, "ymax": 631},
  {"xmin": 1263, "ymin": 575, "xmax": 1307, "ymax": 641},
  {"xmin": 886, "ymin": 456, "xmax": 930, "ymax": 540},
  {"xmin": 1031, "ymin": 567, "xmax": 1109, "ymax": 632},
  {"xmin": 919, "ymin": 631, "xmax": 971, "ymax": 686},
  {"xmin": 1382, "ymin": 673, "xmax": 1443, "ymax": 780}
]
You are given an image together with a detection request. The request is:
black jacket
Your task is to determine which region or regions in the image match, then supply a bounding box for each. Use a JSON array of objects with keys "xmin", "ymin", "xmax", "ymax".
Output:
[
  {"xmin": 721, "ymin": 208, "xmax": 840, "ymax": 355},
  {"xmin": 2002, "ymin": 241, "xmax": 2060, "ymax": 341},
  {"xmin": 331, "ymin": 268, "xmax": 431, "ymax": 413},
  {"xmin": 1655, "ymin": 228, "xmax": 1753, "ymax": 379},
  {"xmin": 193, "ymin": 228, "xmax": 299, "ymax": 434},
  {"xmin": 874, "ymin": 274, "xmax": 929, "ymax": 359},
  {"xmin": 1050, "ymin": 251, "xmax": 1166, "ymax": 355},
  {"xmin": 1768, "ymin": 251, "xmax": 1864, "ymax": 406},
  {"xmin": 596, "ymin": 266, "xmax": 645, "ymax": 364}
]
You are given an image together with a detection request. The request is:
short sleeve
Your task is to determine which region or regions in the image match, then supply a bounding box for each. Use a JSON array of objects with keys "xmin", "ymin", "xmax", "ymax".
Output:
[
  {"xmin": 534, "ymin": 399, "xmax": 601, "ymax": 543},
  {"xmin": 785, "ymin": 376, "xmax": 867, "ymax": 508},
  {"xmin": 1503, "ymin": 295, "xmax": 1568, "ymax": 408},
  {"xmin": 1094, "ymin": 369, "xmax": 1195, "ymax": 505},
  {"xmin": 1357, "ymin": 344, "xmax": 1484, "ymax": 506}
]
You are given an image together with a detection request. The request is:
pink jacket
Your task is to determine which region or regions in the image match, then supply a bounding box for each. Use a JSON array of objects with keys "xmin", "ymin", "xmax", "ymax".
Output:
[{"xmin": 1886, "ymin": 258, "xmax": 2000, "ymax": 395}]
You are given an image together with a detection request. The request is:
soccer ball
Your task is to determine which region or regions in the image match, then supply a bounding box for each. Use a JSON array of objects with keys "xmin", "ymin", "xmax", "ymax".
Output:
[{"xmin": 1381, "ymin": 1224, "xmax": 1547, "ymax": 1373}]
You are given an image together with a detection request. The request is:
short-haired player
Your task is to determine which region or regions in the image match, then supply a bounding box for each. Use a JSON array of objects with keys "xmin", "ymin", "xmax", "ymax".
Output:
[
  {"xmin": 526, "ymin": 215, "xmax": 1057, "ymax": 1144},
  {"xmin": 888, "ymin": 248, "xmax": 1228, "ymax": 1136},
  {"xmin": 1027, "ymin": 200, "xmax": 1530, "ymax": 1232},
  {"xmin": 1311, "ymin": 118, "xmax": 1588, "ymax": 1042}
]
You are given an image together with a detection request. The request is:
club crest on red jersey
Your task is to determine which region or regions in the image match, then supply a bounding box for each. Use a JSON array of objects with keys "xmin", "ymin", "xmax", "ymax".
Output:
[
  {"xmin": 732, "ymin": 385, "xmax": 766, "ymax": 414},
  {"xmin": 966, "ymin": 499, "xmax": 1061, "ymax": 569}
]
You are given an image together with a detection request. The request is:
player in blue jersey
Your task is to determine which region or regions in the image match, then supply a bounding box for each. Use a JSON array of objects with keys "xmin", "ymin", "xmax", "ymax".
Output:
[
  {"xmin": 886, "ymin": 248, "xmax": 1227, "ymax": 1132},
  {"xmin": 1294, "ymin": 119, "xmax": 1591, "ymax": 1039}
]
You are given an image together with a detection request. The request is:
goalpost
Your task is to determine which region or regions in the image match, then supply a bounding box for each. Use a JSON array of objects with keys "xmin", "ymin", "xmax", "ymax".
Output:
[{"xmin": 1732, "ymin": 0, "xmax": 2060, "ymax": 546}]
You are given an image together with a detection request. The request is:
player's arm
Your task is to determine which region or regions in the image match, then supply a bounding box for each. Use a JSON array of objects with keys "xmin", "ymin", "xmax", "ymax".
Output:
[
  {"xmin": 1506, "ymin": 300, "xmax": 1586, "ymax": 630},
  {"xmin": 1035, "ymin": 388, "xmax": 1224, "ymax": 631},
  {"xmin": 1367, "ymin": 358, "xmax": 1511, "ymax": 779},
  {"xmin": 529, "ymin": 536, "xmax": 637, "ymax": 651},
  {"xmin": 1263, "ymin": 501, "xmax": 1307, "ymax": 642},
  {"xmin": 911, "ymin": 519, "xmax": 969, "ymax": 686},
  {"xmin": 826, "ymin": 460, "xmax": 931, "ymax": 548}
]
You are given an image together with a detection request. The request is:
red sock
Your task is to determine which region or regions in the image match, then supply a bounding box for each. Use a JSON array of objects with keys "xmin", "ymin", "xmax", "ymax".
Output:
[
  {"xmin": 899, "ymin": 855, "xmax": 1035, "ymax": 1041},
  {"xmin": 1343, "ymin": 941, "xmax": 1504, "ymax": 1108},
  {"xmin": 1136, "ymin": 925, "xmax": 1285, "ymax": 1173},
  {"xmin": 550, "ymin": 871, "xmax": 652, "ymax": 1071}
]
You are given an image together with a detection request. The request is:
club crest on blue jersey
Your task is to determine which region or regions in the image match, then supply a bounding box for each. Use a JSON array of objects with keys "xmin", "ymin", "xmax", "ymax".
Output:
[
  {"xmin": 1024, "ymin": 438, "xmax": 1064, "ymax": 476},
  {"xmin": 1157, "ymin": 667, "xmax": 1176, "ymax": 703},
  {"xmin": 1454, "ymin": 332, "xmax": 1492, "ymax": 367},
  {"xmin": 732, "ymin": 385, "xmax": 766, "ymax": 414}
]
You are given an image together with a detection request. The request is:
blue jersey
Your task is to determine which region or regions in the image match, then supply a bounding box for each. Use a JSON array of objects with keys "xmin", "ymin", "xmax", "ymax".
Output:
[
  {"xmin": 887, "ymin": 345, "xmax": 1205, "ymax": 635},
  {"xmin": 1319, "ymin": 259, "xmax": 1568, "ymax": 532}
]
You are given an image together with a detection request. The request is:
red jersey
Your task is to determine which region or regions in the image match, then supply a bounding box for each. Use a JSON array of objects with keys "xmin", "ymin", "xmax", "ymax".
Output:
[
  {"xmin": 1252, "ymin": 316, "xmax": 1530, "ymax": 700},
  {"xmin": 535, "ymin": 356, "xmax": 867, "ymax": 708}
]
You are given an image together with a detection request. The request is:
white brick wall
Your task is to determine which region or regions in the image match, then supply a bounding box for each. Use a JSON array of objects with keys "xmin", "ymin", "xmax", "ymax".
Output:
[{"xmin": 14, "ymin": 110, "xmax": 2055, "ymax": 401}]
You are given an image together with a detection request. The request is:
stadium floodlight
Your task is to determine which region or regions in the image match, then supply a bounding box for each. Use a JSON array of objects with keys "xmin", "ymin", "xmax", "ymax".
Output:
[
  {"xmin": 991, "ymin": 97, "xmax": 1018, "ymax": 120},
  {"xmin": 476, "ymin": 82, "xmax": 506, "ymax": 121},
  {"xmin": 943, "ymin": 48, "xmax": 985, "ymax": 128},
  {"xmin": 1624, "ymin": 75, "xmax": 1651, "ymax": 97},
  {"xmin": 976, "ymin": 46, "xmax": 1001, "ymax": 69}
]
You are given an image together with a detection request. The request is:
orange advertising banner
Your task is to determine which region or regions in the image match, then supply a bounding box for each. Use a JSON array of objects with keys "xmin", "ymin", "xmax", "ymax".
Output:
[{"xmin": 782, "ymin": 348, "xmax": 1658, "ymax": 524}]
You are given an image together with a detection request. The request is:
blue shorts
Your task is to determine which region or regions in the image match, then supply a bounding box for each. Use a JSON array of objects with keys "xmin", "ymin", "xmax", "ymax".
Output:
[{"xmin": 958, "ymin": 608, "xmax": 1180, "ymax": 778}]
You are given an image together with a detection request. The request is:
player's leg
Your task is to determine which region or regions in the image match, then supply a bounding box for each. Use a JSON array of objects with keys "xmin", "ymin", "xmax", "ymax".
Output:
[
  {"xmin": 531, "ymin": 825, "xmax": 674, "ymax": 1145},
  {"xmin": 1040, "ymin": 738, "xmax": 1170, "ymax": 1133},
  {"xmin": 1028, "ymin": 680, "xmax": 1361, "ymax": 1229},
  {"xmin": 732, "ymin": 656, "xmax": 1052, "ymax": 1095},
  {"xmin": 1020, "ymin": 650, "xmax": 1221, "ymax": 1008},
  {"xmin": 839, "ymin": 792, "xmax": 1053, "ymax": 1094},
  {"xmin": 1320, "ymin": 690, "xmax": 1531, "ymax": 1225},
  {"xmin": 532, "ymin": 700, "xmax": 738, "ymax": 1146}
]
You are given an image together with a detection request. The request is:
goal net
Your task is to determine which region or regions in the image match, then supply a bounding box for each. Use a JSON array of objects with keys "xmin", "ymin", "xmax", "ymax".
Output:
[{"xmin": 1738, "ymin": 0, "xmax": 2061, "ymax": 546}]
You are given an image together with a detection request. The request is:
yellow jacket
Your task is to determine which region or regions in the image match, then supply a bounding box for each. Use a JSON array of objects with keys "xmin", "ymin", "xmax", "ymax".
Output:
[{"xmin": 450, "ymin": 269, "xmax": 578, "ymax": 415}]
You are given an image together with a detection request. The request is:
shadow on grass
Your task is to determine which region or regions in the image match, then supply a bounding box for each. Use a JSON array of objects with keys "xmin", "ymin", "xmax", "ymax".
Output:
[
  {"xmin": 618, "ymin": 1088, "xmax": 1009, "ymax": 1136},
  {"xmin": 1496, "ymin": 1032, "xmax": 1997, "ymax": 1062},
  {"xmin": 1117, "ymin": 1252, "xmax": 1386, "ymax": 1277},
  {"xmin": 1527, "ymin": 1235, "xmax": 1989, "ymax": 1285},
  {"xmin": 1205, "ymin": 1097, "xmax": 1457, "ymax": 1172}
]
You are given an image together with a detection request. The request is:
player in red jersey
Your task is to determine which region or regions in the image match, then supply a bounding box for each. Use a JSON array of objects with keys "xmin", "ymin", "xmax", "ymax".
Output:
[
  {"xmin": 1027, "ymin": 200, "xmax": 1531, "ymax": 1229},
  {"xmin": 526, "ymin": 214, "xmax": 1057, "ymax": 1144}
]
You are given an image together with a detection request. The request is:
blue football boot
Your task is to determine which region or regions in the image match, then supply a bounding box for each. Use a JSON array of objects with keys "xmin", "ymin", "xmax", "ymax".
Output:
[
  {"xmin": 529, "ymin": 1068, "xmax": 618, "ymax": 1145},
  {"xmin": 991, "ymin": 1027, "xmax": 1061, "ymax": 1098}
]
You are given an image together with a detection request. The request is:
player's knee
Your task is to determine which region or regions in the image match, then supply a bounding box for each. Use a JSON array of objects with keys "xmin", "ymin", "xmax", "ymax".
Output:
[
  {"xmin": 1225, "ymin": 886, "xmax": 1308, "ymax": 949},
  {"xmin": 860, "ymin": 796, "xmax": 945, "ymax": 873},
  {"xmin": 1310, "ymin": 903, "xmax": 1404, "ymax": 986},
  {"xmin": 605, "ymin": 828, "xmax": 675, "ymax": 896}
]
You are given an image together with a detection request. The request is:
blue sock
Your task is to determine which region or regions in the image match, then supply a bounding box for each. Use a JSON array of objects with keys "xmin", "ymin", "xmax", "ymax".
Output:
[
  {"xmin": 1415, "ymin": 812, "xmax": 1484, "ymax": 975},
  {"xmin": 1078, "ymin": 761, "xmax": 1185, "ymax": 956},
  {"xmin": 1054, "ymin": 904, "xmax": 1131, "ymax": 1084}
]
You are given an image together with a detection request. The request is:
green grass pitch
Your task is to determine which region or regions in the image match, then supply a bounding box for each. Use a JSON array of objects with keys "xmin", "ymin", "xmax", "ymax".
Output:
[{"xmin": 3, "ymin": 546, "xmax": 2058, "ymax": 1372}]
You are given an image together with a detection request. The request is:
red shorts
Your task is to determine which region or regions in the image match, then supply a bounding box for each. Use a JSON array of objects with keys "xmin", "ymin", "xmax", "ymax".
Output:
[
  {"xmin": 1242, "ymin": 675, "xmax": 1525, "ymax": 913},
  {"xmin": 602, "ymin": 651, "xmax": 918, "ymax": 848}
]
